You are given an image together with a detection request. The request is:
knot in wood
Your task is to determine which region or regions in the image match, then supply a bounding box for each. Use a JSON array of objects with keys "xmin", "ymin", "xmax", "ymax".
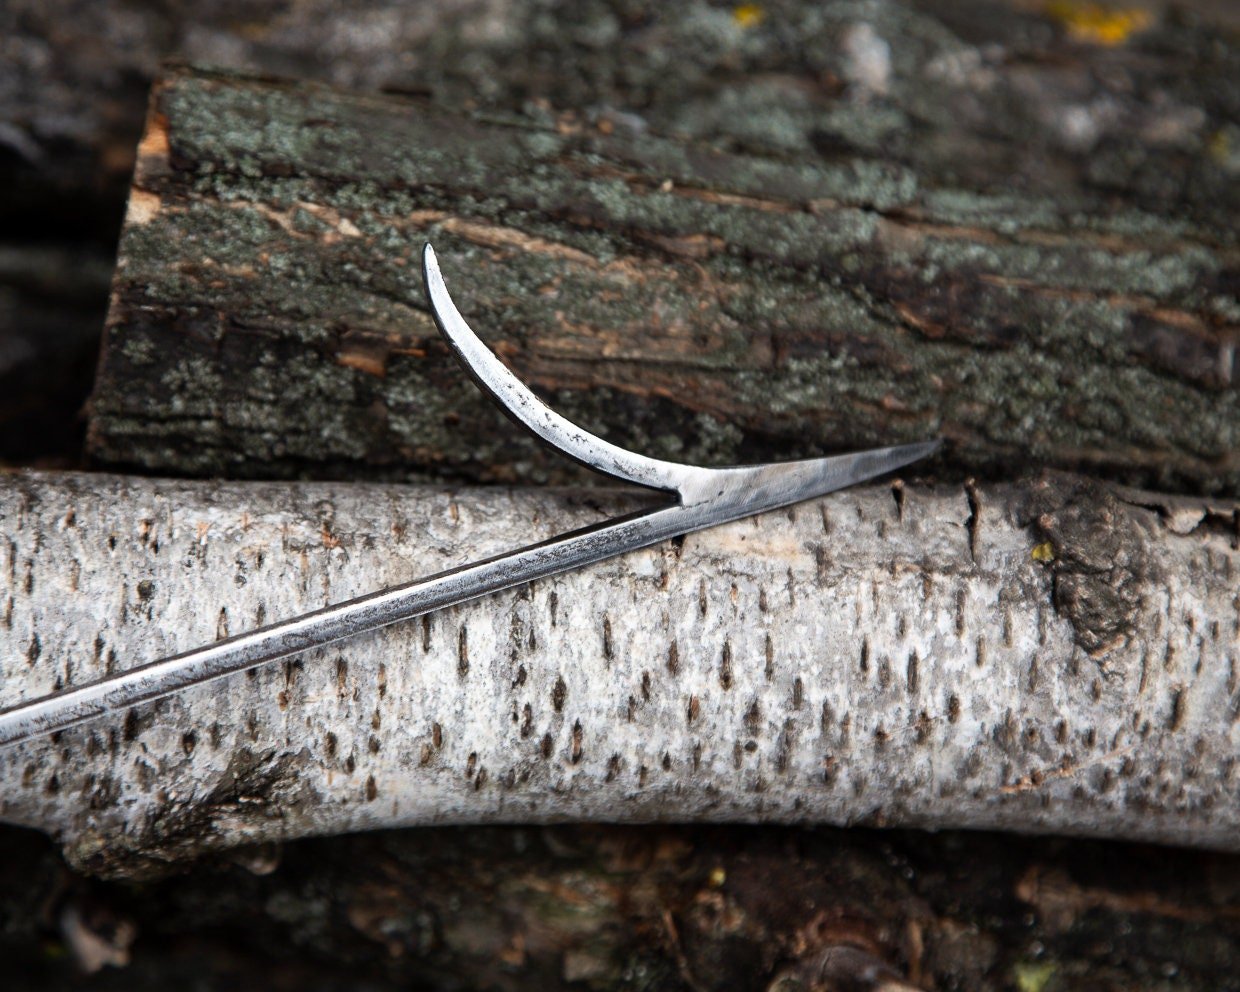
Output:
[{"xmin": 1026, "ymin": 474, "xmax": 1151, "ymax": 657}]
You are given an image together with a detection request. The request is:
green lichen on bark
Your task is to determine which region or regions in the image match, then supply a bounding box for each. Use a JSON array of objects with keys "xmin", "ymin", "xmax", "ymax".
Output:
[{"xmin": 89, "ymin": 0, "xmax": 1240, "ymax": 494}]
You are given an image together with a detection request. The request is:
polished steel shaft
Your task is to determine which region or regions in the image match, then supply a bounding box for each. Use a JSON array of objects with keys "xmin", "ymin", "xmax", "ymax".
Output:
[{"xmin": 0, "ymin": 246, "xmax": 938, "ymax": 746}]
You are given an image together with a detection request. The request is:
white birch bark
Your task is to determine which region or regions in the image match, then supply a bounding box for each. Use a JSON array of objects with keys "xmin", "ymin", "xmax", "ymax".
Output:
[{"xmin": 0, "ymin": 471, "xmax": 1236, "ymax": 874}]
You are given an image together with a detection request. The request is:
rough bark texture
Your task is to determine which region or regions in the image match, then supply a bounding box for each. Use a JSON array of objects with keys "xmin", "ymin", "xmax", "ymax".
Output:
[
  {"xmin": 6, "ymin": 0, "xmax": 1239, "ymax": 488},
  {"xmin": 6, "ymin": 3, "xmax": 1240, "ymax": 987},
  {"xmin": 88, "ymin": 40, "xmax": 1240, "ymax": 491},
  {"xmin": 6, "ymin": 1, "xmax": 1238, "ymax": 241},
  {"xmin": 2, "ymin": 470, "xmax": 1236, "ymax": 876}
]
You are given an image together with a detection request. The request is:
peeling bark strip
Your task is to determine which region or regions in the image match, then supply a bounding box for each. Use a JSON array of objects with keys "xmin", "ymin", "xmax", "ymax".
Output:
[
  {"xmin": 88, "ymin": 66, "xmax": 1239, "ymax": 494},
  {"xmin": 0, "ymin": 471, "xmax": 1236, "ymax": 873}
]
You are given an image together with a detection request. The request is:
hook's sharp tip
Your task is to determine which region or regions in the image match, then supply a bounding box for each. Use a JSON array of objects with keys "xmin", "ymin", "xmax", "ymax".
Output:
[
  {"xmin": 881, "ymin": 437, "xmax": 942, "ymax": 471},
  {"xmin": 422, "ymin": 244, "xmax": 449, "ymax": 311},
  {"xmin": 824, "ymin": 437, "xmax": 940, "ymax": 490}
]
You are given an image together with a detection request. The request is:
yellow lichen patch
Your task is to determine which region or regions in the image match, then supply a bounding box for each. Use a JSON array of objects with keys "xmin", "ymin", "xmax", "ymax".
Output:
[
  {"xmin": 1031, "ymin": 541, "xmax": 1056, "ymax": 563},
  {"xmin": 732, "ymin": 4, "xmax": 765, "ymax": 29},
  {"xmin": 235, "ymin": 20, "xmax": 273, "ymax": 41},
  {"xmin": 1207, "ymin": 127, "xmax": 1240, "ymax": 171},
  {"xmin": 1046, "ymin": 2, "xmax": 1151, "ymax": 45},
  {"xmin": 1013, "ymin": 961, "xmax": 1058, "ymax": 992}
]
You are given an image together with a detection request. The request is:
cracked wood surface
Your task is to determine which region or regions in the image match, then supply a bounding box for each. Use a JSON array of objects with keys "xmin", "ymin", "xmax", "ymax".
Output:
[
  {"xmin": 88, "ymin": 63, "xmax": 1240, "ymax": 494},
  {"xmin": 0, "ymin": 470, "xmax": 1236, "ymax": 875}
]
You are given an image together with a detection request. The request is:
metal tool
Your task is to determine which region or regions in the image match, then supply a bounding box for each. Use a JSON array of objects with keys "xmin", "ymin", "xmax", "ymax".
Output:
[{"xmin": 0, "ymin": 245, "xmax": 939, "ymax": 747}]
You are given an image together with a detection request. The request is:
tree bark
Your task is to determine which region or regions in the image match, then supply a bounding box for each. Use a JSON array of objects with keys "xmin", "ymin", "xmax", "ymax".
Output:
[
  {"xmin": 1, "ymin": 469, "xmax": 1235, "ymax": 876},
  {"xmin": 5, "ymin": 1, "xmax": 1239, "ymax": 244},
  {"xmin": 88, "ymin": 64, "xmax": 1239, "ymax": 494},
  {"xmin": 5, "ymin": 4, "xmax": 1240, "ymax": 988}
]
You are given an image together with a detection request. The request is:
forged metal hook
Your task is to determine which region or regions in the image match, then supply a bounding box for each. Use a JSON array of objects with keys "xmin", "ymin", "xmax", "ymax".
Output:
[{"xmin": 0, "ymin": 245, "xmax": 940, "ymax": 747}]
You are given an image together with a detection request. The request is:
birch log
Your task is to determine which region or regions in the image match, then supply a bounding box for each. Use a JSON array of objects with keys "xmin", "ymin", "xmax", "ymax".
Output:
[{"xmin": 1, "ymin": 469, "xmax": 1236, "ymax": 875}]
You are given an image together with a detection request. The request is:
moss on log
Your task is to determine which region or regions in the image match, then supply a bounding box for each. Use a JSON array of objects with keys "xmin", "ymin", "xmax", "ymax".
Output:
[{"xmin": 89, "ymin": 60, "xmax": 1239, "ymax": 493}]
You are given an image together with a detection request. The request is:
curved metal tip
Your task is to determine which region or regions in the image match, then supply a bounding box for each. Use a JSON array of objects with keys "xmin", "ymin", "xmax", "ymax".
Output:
[
  {"xmin": 421, "ymin": 244, "xmax": 941, "ymax": 513},
  {"xmin": 422, "ymin": 244, "xmax": 692, "ymax": 494}
]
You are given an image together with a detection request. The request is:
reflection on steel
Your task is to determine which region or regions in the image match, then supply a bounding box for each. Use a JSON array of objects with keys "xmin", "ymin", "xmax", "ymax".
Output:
[{"xmin": 0, "ymin": 245, "xmax": 939, "ymax": 746}]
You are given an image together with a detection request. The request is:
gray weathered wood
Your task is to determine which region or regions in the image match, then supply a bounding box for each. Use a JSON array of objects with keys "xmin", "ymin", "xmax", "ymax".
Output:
[
  {"xmin": 6, "ymin": 0, "xmax": 1239, "ymax": 243},
  {"xmin": 88, "ymin": 64, "xmax": 1240, "ymax": 494},
  {"xmin": 1, "ymin": 470, "xmax": 1236, "ymax": 875}
]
